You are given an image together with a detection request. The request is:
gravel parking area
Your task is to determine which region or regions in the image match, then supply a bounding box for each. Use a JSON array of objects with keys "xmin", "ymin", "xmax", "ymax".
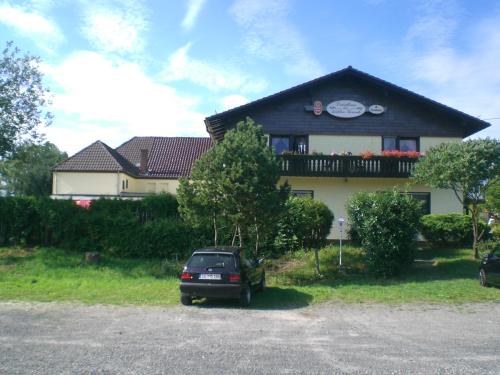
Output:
[{"xmin": 0, "ymin": 301, "xmax": 499, "ymax": 374}]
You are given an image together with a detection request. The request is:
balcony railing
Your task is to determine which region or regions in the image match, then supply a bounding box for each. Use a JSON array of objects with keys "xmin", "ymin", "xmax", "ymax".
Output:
[{"xmin": 279, "ymin": 154, "xmax": 417, "ymax": 178}]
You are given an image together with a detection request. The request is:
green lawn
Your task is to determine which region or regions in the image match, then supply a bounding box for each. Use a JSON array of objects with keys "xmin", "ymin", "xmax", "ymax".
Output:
[
  {"xmin": 0, "ymin": 247, "xmax": 181, "ymax": 305},
  {"xmin": 0, "ymin": 246, "xmax": 499, "ymax": 308}
]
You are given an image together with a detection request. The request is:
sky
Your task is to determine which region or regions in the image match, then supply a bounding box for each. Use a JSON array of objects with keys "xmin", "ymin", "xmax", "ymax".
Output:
[{"xmin": 1, "ymin": 0, "xmax": 499, "ymax": 155}]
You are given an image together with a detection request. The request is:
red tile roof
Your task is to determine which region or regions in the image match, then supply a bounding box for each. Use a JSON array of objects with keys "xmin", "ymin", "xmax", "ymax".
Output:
[{"xmin": 54, "ymin": 137, "xmax": 213, "ymax": 178}]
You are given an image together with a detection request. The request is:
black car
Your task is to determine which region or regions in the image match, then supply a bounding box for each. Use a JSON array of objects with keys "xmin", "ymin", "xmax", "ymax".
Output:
[
  {"xmin": 479, "ymin": 248, "xmax": 500, "ymax": 287},
  {"xmin": 179, "ymin": 247, "xmax": 265, "ymax": 307}
]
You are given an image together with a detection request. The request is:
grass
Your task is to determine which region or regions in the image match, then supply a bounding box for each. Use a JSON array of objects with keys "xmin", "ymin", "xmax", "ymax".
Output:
[
  {"xmin": 0, "ymin": 245, "xmax": 499, "ymax": 308},
  {"xmin": 0, "ymin": 247, "xmax": 182, "ymax": 305},
  {"xmin": 265, "ymin": 246, "xmax": 500, "ymax": 305}
]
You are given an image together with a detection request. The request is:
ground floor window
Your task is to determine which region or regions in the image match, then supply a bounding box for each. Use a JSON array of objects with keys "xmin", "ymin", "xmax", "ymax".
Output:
[
  {"xmin": 292, "ymin": 190, "xmax": 314, "ymax": 199},
  {"xmin": 407, "ymin": 192, "xmax": 431, "ymax": 214},
  {"xmin": 382, "ymin": 136, "xmax": 420, "ymax": 152},
  {"xmin": 270, "ymin": 135, "xmax": 308, "ymax": 154}
]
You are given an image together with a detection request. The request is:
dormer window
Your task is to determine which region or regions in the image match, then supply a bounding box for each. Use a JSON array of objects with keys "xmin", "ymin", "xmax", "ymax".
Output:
[
  {"xmin": 270, "ymin": 135, "xmax": 308, "ymax": 154},
  {"xmin": 382, "ymin": 136, "xmax": 419, "ymax": 152}
]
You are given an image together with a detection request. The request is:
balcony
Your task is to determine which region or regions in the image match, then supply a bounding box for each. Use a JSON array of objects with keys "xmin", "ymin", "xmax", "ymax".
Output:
[{"xmin": 279, "ymin": 154, "xmax": 417, "ymax": 178}]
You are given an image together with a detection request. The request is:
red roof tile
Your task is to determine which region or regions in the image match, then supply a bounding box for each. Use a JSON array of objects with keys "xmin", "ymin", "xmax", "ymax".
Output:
[{"xmin": 54, "ymin": 137, "xmax": 212, "ymax": 179}]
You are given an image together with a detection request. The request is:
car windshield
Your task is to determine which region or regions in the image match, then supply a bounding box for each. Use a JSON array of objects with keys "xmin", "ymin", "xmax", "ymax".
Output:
[{"xmin": 188, "ymin": 253, "xmax": 235, "ymax": 270}]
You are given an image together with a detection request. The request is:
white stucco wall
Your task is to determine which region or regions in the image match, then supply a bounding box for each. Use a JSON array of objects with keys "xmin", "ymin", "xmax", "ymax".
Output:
[
  {"xmin": 53, "ymin": 172, "xmax": 180, "ymax": 197},
  {"xmin": 304, "ymin": 135, "xmax": 462, "ymax": 155},
  {"xmin": 53, "ymin": 172, "xmax": 120, "ymax": 196},
  {"xmin": 280, "ymin": 176, "xmax": 462, "ymax": 239}
]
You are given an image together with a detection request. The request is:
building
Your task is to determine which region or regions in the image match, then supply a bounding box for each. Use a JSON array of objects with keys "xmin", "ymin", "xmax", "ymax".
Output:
[
  {"xmin": 52, "ymin": 66, "xmax": 490, "ymax": 238},
  {"xmin": 52, "ymin": 137, "xmax": 212, "ymax": 198}
]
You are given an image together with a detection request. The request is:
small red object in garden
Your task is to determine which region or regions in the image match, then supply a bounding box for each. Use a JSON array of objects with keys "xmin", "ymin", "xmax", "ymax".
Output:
[{"xmin": 75, "ymin": 199, "xmax": 92, "ymax": 209}]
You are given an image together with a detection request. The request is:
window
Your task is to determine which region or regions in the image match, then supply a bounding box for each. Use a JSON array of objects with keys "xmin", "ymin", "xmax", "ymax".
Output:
[
  {"xmin": 122, "ymin": 180, "xmax": 125, "ymax": 190},
  {"xmin": 382, "ymin": 136, "xmax": 419, "ymax": 152},
  {"xmin": 270, "ymin": 135, "xmax": 308, "ymax": 154},
  {"xmin": 270, "ymin": 136, "xmax": 290, "ymax": 155},
  {"xmin": 292, "ymin": 190, "xmax": 314, "ymax": 199},
  {"xmin": 383, "ymin": 136, "xmax": 397, "ymax": 151},
  {"xmin": 126, "ymin": 179, "xmax": 129, "ymax": 189},
  {"xmin": 408, "ymin": 192, "xmax": 431, "ymax": 215},
  {"xmin": 294, "ymin": 136, "xmax": 308, "ymax": 154}
]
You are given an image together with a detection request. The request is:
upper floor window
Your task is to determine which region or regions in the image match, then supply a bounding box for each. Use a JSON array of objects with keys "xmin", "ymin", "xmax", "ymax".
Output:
[
  {"xmin": 270, "ymin": 135, "xmax": 308, "ymax": 154},
  {"xmin": 383, "ymin": 136, "xmax": 419, "ymax": 152},
  {"xmin": 270, "ymin": 136, "xmax": 290, "ymax": 155}
]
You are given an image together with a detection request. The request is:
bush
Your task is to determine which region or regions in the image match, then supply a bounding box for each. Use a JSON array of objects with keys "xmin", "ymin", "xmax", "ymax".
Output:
[
  {"xmin": 420, "ymin": 213, "xmax": 489, "ymax": 247},
  {"xmin": 347, "ymin": 189, "xmax": 422, "ymax": 277},
  {"xmin": 0, "ymin": 194, "xmax": 195, "ymax": 260},
  {"xmin": 273, "ymin": 197, "xmax": 334, "ymax": 255}
]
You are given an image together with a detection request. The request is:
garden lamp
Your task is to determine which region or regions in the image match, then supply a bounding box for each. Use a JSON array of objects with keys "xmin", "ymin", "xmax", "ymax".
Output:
[{"xmin": 338, "ymin": 217, "xmax": 345, "ymax": 268}]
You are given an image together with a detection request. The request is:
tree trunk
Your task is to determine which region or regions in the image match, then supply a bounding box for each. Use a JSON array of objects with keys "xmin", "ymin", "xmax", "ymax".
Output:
[
  {"xmin": 471, "ymin": 204, "xmax": 479, "ymax": 259},
  {"xmin": 314, "ymin": 248, "xmax": 320, "ymax": 275},
  {"xmin": 238, "ymin": 226, "xmax": 243, "ymax": 247},
  {"xmin": 213, "ymin": 215, "xmax": 218, "ymax": 246},
  {"xmin": 254, "ymin": 218, "xmax": 259, "ymax": 257},
  {"xmin": 231, "ymin": 226, "xmax": 237, "ymax": 246}
]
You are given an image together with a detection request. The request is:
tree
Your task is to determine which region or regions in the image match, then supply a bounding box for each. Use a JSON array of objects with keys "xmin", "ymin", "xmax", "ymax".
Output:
[
  {"xmin": 412, "ymin": 138, "xmax": 500, "ymax": 258},
  {"xmin": 0, "ymin": 41, "xmax": 52, "ymax": 158},
  {"xmin": 0, "ymin": 141, "xmax": 67, "ymax": 196},
  {"xmin": 485, "ymin": 177, "xmax": 500, "ymax": 214},
  {"xmin": 177, "ymin": 117, "xmax": 287, "ymax": 256}
]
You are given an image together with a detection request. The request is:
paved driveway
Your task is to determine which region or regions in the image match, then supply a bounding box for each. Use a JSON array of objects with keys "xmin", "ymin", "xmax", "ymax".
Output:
[{"xmin": 0, "ymin": 301, "xmax": 499, "ymax": 374}]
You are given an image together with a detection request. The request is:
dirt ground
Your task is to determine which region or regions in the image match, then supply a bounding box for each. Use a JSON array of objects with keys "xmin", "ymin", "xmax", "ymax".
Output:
[{"xmin": 0, "ymin": 301, "xmax": 499, "ymax": 374}]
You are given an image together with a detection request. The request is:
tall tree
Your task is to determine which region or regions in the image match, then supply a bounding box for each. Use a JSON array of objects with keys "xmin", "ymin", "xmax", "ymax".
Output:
[
  {"xmin": 0, "ymin": 41, "xmax": 52, "ymax": 158},
  {"xmin": 412, "ymin": 138, "xmax": 500, "ymax": 258},
  {"xmin": 0, "ymin": 141, "xmax": 67, "ymax": 196},
  {"xmin": 177, "ymin": 117, "xmax": 288, "ymax": 255},
  {"xmin": 485, "ymin": 177, "xmax": 500, "ymax": 215}
]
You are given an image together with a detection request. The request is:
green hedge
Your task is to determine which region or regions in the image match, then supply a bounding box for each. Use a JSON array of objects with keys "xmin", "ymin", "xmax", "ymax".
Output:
[
  {"xmin": 420, "ymin": 213, "xmax": 489, "ymax": 247},
  {"xmin": 347, "ymin": 189, "xmax": 423, "ymax": 277},
  {"xmin": 0, "ymin": 194, "xmax": 193, "ymax": 259}
]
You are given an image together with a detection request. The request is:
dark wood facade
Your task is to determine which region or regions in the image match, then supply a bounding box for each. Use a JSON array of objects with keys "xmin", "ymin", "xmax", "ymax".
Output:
[
  {"xmin": 205, "ymin": 67, "xmax": 489, "ymax": 141},
  {"xmin": 205, "ymin": 67, "xmax": 489, "ymax": 179}
]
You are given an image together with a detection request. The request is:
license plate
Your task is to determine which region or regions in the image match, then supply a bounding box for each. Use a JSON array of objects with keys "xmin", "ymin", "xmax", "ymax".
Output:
[{"xmin": 199, "ymin": 274, "xmax": 221, "ymax": 280}]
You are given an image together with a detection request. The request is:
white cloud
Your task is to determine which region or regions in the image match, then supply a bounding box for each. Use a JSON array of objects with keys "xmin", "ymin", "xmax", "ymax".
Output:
[
  {"xmin": 162, "ymin": 43, "xmax": 267, "ymax": 93},
  {"xmin": 44, "ymin": 51, "xmax": 207, "ymax": 155},
  {"xmin": 403, "ymin": 2, "xmax": 500, "ymax": 139},
  {"xmin": 229, "ymin": 0, "xmax": 324, "ymax": 79},
  {"xmin": 221, "ymin": 94, "xmax": 249, "ymax": 110},
  {"xmin": 0, "ymin": 4, "xmax": 64, "ymax": 48},
  {"xmin": 80, "ymin": 1, "xmax": 148, "ymax": 54},
  {"xmin": 182, "ymin": 0, "xmax": 206, "ymax": 31}
]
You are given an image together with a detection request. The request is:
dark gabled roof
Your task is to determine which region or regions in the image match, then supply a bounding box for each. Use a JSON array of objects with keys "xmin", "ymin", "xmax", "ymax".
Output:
[
  {"xmin": 54, "ymin": 137, "xmax": 213, "ymax": 179},
  {"xmin": 54, "ymin": 141, "xmax": 138, "ymax": 174},
  {"xmin": 205, "ymin": 66, "xmax": 491, "ymax": 140}
]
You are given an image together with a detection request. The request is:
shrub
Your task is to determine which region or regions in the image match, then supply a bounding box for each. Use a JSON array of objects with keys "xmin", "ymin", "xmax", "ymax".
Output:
[
  {"xmin": 0, "ymin": 194, "xmax": 193, "ymax": 260},
  {"xmin": 420, "ymin": 213, "xmax": 489, "ymax": 247},
  {"xmin": 347, "ymin": 189, "xmax": 422, "ymax": 277},
  {"xmin": 274, "ymin": 197, "xmax": 334, "ymax": 255}
]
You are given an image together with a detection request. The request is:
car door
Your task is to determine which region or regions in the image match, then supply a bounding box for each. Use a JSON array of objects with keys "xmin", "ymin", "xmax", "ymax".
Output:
[
  {"xmin": 488, "ymin": 249, "xmax": 500, "ymax": 285},
  {"xmin": 241, "ymin": 254, "xmax": 260, "ymax": 287}
]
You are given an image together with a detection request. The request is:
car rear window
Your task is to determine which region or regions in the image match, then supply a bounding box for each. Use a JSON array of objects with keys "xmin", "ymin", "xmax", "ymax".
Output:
[{"xmin": 188, "ymin": 253, "xmax": 236, "ymax": 270}]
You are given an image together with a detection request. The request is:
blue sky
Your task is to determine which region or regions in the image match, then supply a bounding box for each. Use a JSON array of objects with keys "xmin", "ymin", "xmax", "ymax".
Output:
[{"xmin": 1, "ymin": 0, "xmax": 499, "ymax": 155}]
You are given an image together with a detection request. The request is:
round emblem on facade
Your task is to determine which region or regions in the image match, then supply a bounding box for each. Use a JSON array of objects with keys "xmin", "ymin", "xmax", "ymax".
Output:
[
  {"xmin": 313, "ymin": 101, "xmax": 323, "ymax": 116},
  {"xmin": 368, "ymin": 104, "xmax": 384, "ymax": 115}
]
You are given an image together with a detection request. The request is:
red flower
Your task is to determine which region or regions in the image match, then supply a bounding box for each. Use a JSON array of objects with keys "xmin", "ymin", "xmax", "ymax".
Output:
[{"xmin": 382, "ymin": 150, "xmax": 421, "ymax": 158}]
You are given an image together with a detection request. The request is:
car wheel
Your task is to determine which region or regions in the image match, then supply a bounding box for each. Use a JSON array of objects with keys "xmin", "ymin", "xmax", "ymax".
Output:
[
  {"xmin": 240, "ymin": 284, "xmax": 251, "ymax": 307},
  {"xmin": 479, "ymin": 269, "xmax": 490, "ymax": 287},
  {"xmin": 257, "ymin": 272, "xmax": 266, "ymax": 292},
  {"xmin": 181, "ymin": 294, "xmax": 192, "ymax": 306}
]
